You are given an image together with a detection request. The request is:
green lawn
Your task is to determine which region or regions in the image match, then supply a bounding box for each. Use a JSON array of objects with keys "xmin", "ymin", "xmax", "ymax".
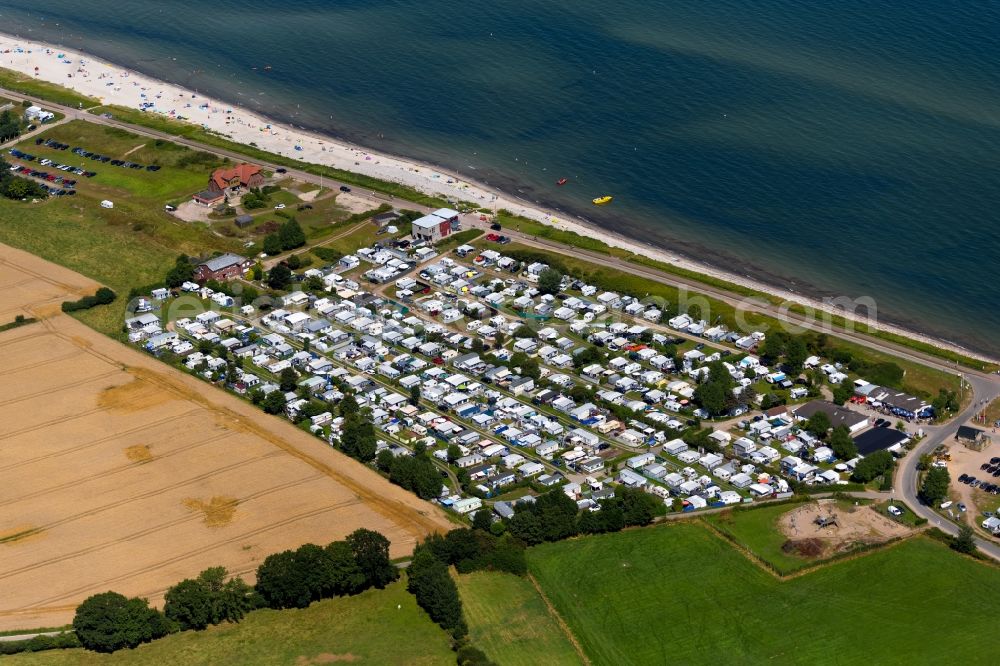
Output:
[
  {"xmin": 455, "ymin": 571, "xmax": 582, "ymax": 666},
  {"xmin": 17, "ymin": 121, "xmax": 222, "ymax": 201},
  {"xmin": 705, "ymin": 503, "xmax": 812, "ymax": 574},
  {"xmin": 7, "ymin": 581, "xmax": 453, "ymax": 666},
  {"xmin": 529, "ymin": 522, "xmax": 1000, "ymax": 665}
]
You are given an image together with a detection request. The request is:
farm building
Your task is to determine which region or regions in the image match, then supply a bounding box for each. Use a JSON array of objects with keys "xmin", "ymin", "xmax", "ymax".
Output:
[{"xmin": 193, "ymin": 253, "xmax": 252, "ymax": 282}]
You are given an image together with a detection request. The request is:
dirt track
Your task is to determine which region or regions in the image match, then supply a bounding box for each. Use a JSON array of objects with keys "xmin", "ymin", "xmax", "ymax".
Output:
[{"xmin": 0, "ymin": 243, "xmax": 451, "ymax": 631}]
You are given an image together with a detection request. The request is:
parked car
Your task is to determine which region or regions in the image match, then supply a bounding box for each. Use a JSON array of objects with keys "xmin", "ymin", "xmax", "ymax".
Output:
[
  {"xmin": 490, "ymin": 223, "xmax": 502, "ymax": 231},
  {"xmin": 339, "ymin": 185, "xmax": 351, "ymax": 192}
]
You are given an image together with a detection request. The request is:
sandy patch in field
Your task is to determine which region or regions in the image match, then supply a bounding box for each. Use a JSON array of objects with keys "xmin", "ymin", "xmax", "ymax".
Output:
[
  {"xmin": 0, "ymin": 242, "xmax": 451, "ymax": 631},
  {"xmin": 172, "ymin": 200, "xmax": 215, "ymax": 223},
  {"xmin": 778, "ymin": 502, "xmax": 911, "ymax": 558},
  {"xmin": 334, "ymin": 192, "xmax": 374, "ymax": 214}
]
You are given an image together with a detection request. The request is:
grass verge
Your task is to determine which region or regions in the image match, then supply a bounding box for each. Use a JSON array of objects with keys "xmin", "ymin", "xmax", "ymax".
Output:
[{"xmin": 0, "ymin": 67, "xmax": 100, "ymax": 109}]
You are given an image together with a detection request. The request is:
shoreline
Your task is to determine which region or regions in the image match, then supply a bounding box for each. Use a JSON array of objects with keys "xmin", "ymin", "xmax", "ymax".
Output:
[{"xmin": 1, "ymin": 31, "xmax": 995, "ymax": 365}]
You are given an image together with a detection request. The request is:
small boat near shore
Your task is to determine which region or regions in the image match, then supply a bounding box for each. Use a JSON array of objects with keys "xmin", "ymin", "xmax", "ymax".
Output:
[
  {"xmin": 556, "ymin": 178, "xmax": 568, "ymax": 185},
  {"xmin": 592, "ymin": 195, "xmax": 613, "ymax": 205}
]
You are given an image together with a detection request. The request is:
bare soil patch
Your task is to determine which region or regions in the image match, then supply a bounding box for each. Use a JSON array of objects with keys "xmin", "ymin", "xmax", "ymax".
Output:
[
  {"xmin": 334, "ymin": 192, "xmax": 376, "ymax": 214},
  {"xmin": 778, "ymin": 502, "xmax": 911, "ymax": 558},
  {"xmin": 0, "ymin": 242, "xmax": 451, "ymax": 631}
]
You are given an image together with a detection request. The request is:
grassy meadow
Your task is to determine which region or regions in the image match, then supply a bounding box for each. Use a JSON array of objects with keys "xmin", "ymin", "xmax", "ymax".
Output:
[
  {"xmin": 455, "ymin": 571, "xmax": 582, "ymax": 666},
  {"xmin": 1, "ymin": 121, "xmax": 242, "ymax": 334},
  {"xmin": 6, "ymin": 581, "xmax": 453, "ymax": 666},
  {"xmin": 528, "ymin": 522, "xmax": 1000, "ymax": 665},
  {"xmin": 704, "ymin": 502, "xmax": 813, "ymax": 574}
]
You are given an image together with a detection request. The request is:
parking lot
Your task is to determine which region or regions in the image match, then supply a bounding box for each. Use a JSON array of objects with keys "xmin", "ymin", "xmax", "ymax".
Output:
[{"xmin": 944, "ymin": 442, "xmax": 1000, "ymax": 528}]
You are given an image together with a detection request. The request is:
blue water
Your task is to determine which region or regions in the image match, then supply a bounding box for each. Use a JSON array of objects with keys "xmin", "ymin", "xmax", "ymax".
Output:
[{"xmin": 2, "ymin": 0, "xmax": 998, "ymax": 355}]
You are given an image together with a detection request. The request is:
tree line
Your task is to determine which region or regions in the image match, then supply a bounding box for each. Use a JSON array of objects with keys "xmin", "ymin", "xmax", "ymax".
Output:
[{"xmin": 71, "ymin": 528, "xmax": 395, "ymax": 653}]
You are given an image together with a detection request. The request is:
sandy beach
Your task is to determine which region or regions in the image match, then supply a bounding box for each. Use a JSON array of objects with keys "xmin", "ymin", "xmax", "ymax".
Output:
[{"xmin": 0, "ymin": 32, "xmax": 993, "ymax": 364}]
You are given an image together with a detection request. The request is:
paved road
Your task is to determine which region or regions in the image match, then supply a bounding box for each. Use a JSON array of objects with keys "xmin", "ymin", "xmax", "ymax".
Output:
[
  {"xmin": 894, "ymin": 375, "xmax": 1000, "ymax": 560},
  {"xmin": 0, "ymin": 631, "xmax": 66, "ymax": 643}
]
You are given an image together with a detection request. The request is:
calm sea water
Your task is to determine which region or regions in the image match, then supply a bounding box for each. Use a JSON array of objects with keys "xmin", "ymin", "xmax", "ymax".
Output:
[{"xmin": 2, "ymin": 0, "xmax": 998, "ymax": 355}]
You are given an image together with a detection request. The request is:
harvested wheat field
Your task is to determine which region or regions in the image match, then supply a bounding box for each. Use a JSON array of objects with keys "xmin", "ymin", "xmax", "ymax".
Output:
[
  {"xmin": 0, "ymin": 243, "xmax": 451, "ymax": 631},
  {"xmin": 778, "ymin": 501, "xmax": 912, "ymax": 558}
]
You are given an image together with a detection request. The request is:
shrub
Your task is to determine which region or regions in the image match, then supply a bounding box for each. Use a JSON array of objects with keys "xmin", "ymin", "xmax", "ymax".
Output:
[{"xmin": 61, "ymin": 287, "xmax": 117, "ymax": 312}]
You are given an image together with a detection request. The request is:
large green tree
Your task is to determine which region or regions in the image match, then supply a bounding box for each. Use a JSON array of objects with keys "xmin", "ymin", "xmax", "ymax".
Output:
[
  {"xmin": 340, "ymin": 409, "xmax": 378, "ymax": 462},
  {"xmin": 279, "ymin": 366, "xmax": 298, "ymax": 392},
  {"xmin": 619, "ymin": 487, "xmax": 659, "ymax": 526},
  {"xmin": 693, "ymin": 362, "xmax": 735, "ymax": 416},
  {"xmin": 805, "ymin": 411, "xmax": 832, "ymax": 439},
  {"xmin": 851, "ymin": 450, "xmax": 894, "ymax": 483},
  {"xmin": 953, "ymin": 525, "xmax": 977, "ymax": 555},
  {"xmin": 325, "ymin": 540, "xmax": 367, "ymax": 596},
  {"xmin": 255, "ymin": 549, "xmax": 313, "ymax": 609},
  {"xmin": 348, "ymin": 528, "xmax": 398, "ymax": 589},
  {"xmin": 165, "ymin": 255, "xmax": 195, "ymax": 288},
  {"xmin": 278, "ymin": 219, "xmax": 306, "ymax": 250},
  {"xmin": 537, "ymin": 268, "xmax": 562, "ymax": 295},
  {"xmin": 919, "ymin": 467, "xmax": 950, "ymax": 506},
  {"xmin": 829, "ymin": 426, "xmax": 858, "ymax": 461},
  {"xmin": 164, "ymin": 567, "xmax": 255, "ymax": 631},
  {"xmin": 73, "ymin": 592, "xmax": 171, "ymax": 653},
  {"xmin": 262, "ymin": 390, "xmax": 287, "ymax": 415},
  {"xmin": 267, "ymin": 263, "xmax": 293, "ymax": 290},
  {"xmin": 263, "ymin": 233, "xmax": 283, "ymax": 256}
]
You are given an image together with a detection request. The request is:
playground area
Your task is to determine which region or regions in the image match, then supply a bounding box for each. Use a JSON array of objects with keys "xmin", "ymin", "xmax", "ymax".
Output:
[{"xmin": 778, "ymin": 501, "xmax": 912, "ymax": 558}]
